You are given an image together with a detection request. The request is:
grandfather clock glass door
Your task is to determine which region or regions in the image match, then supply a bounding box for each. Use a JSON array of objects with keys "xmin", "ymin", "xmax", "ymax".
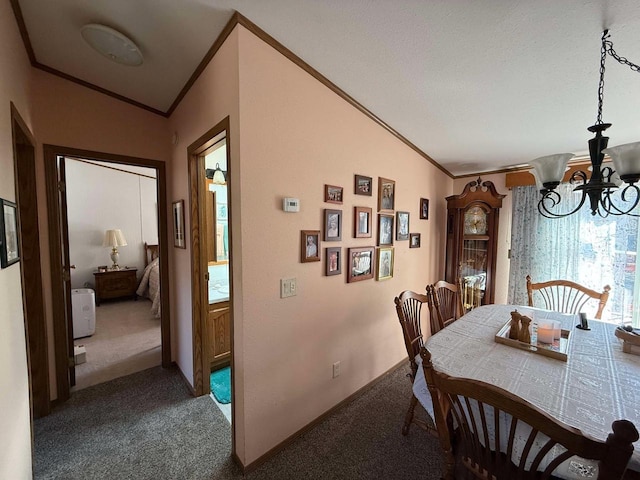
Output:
[{"xmin": 445, "ymin": 178, "xmax": 505, "ymax": 312}]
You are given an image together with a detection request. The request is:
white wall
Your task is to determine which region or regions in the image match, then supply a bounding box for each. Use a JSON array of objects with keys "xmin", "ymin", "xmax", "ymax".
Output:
[{"xmin": 66, "ymin": 159, "xmax": 158, "ymax": 289}]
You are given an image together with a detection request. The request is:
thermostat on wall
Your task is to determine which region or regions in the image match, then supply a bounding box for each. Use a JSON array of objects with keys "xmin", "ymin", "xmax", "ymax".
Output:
[{"xmin": 283, "ymin": 197, "xmax": 300, "ymax": 212}]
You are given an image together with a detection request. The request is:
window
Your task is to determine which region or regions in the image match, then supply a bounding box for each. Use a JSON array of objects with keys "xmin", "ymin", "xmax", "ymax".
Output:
[{"xmin": 508, "ymin": 184, "xmax": 640, "ymax": 325}]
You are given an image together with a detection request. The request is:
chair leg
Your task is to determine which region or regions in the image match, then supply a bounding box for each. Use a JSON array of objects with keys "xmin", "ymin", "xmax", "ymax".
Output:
[{"xmin": 402, "ymin": 394, "xmax": 419, "ymax": 436}]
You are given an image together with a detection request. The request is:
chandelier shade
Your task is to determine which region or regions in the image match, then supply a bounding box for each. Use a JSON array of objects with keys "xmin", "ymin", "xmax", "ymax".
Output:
[
  {"xmin": 602, "ymin": 142, "xmax": 640, "ymax": 184},
  {"xmin": 529, "ymin": 30, "xmax": 640, "ymax": 218},
  {"xmin": 530, "ymin": 154, "xmax": 574, "ymax": 190}
]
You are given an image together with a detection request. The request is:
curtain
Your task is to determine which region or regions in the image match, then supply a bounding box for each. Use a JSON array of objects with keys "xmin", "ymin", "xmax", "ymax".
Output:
[{"xmin": 508, "ymin": 183, "xmax": 639, "ymax": 324}]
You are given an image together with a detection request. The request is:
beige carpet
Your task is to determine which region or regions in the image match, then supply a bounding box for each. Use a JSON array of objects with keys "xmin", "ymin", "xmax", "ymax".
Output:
[{"xmin": 72, "ymin": 298, "xmax": 161, "ymax": 391}]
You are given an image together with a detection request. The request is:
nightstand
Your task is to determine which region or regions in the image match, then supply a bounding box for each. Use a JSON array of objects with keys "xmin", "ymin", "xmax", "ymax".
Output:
[{"xmin": 93, "ymin": 268, "xmax": 138, "ymax": 306}]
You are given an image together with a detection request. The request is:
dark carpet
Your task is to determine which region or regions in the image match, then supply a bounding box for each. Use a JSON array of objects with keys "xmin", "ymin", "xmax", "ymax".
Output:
[{"xmin": 34, "ymin": 365, "xmax": 443, "ymax": 480}]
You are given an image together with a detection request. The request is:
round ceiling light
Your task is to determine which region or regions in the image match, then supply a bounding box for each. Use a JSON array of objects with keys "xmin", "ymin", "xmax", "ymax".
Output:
[{"xmin": 81, "ymin": 24, "xmax": 143, "ymax": 66}]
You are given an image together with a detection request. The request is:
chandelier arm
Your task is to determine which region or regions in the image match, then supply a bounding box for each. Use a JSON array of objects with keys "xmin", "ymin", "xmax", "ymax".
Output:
[
  {"xmin": 601, "ymin": 186, "xmax": 640, "ymax": 216},
  {"xmin": 538, "ymin": 190, "xmax": 587, "ymax": 219},
  {"xmin": 569, "ymin": 170, "xmax": 588, "ymax": 184}
]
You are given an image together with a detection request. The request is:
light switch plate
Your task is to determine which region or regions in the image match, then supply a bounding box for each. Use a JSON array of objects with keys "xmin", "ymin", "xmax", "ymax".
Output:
[{"xmin": 280, "ymin": 277, "xmax": 297, "ymax": 298}]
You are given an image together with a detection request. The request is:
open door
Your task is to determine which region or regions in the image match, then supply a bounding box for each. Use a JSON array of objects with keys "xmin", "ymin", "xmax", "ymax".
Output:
[{"xmin": 57, "ymin": 157, "xmax": 76, "ymax": 386}]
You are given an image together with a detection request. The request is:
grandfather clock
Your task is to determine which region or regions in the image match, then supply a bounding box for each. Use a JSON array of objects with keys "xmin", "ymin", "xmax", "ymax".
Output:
[{"xmin": 445, "ymin": 177, "xmax": 505, "ymax": 311}]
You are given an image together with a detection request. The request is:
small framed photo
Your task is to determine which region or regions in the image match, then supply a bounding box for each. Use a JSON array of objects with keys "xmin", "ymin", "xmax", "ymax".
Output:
[
  {"xmin": 420, "ymin": 198, "xmax": 429, "ymax": 219},
  {"xmin": 301, "ymin": 230, "xmax": 321, "ymax": 262},
  {"xmin": 409, "ymin": 233, "xmax": 421, "ymax": 248},
  {"xmin": 396, "ymin": 211, "xmax": 409, "ymax": 241},
  {"xmin": 324, "ymin": 184, "xmax": 343, "ymax": 204},
  {"xmin": 377, "ymin": 213, "xmax": 394, "ymax": 246},
  {"xmin": 324, "ymin": 209, "xmax": 342, "ymax": 241},
  {"xmin": 354, "ymin": 174, "xmax": 372, "ymax": 196},
  {"xmin": 354, "ymin": 206, "xmax": 372, "ymax": 238},
  {"xmin": 376, "ymin": 247, "xmax": 394, "ymax": 281},
  {"xmin": 347, "ymin": 246, "xmax": 375, "ymax": 283},
  {"xmin": 172, "ymin": 200, "xmax": 186, "ymax": 249},
  {"xmin": 325, "ymin": 247, "xmax": 342, "ymax": 276},
  {"xmin": 378, "ymin": 177, "xmax": 395, "ymax": 212},
  {"xmin": 0, "ymin": 199, "xmax": 20, "ymax": 268}
]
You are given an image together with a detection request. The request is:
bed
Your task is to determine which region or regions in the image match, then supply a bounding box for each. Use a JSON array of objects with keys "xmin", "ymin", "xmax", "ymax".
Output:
[{"xmin": 136, "ymin": 243, "xmax": 161, "ymax": 318}]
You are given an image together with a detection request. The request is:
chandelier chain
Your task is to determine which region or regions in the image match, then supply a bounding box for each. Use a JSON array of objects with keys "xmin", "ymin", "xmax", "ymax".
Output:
[{"xmin": 596, "ymin": 30, "xmax": 640, "ymax": 125}]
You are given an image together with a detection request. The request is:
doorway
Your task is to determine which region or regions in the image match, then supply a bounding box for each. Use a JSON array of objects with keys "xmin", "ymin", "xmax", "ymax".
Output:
[
  {"xmin": 44, "ymin": 145, "xmax": 171, "ymax": 404},
  {"xmin": 188, "ymin": 117, "xmax": 235, "ymax": 435},
  {"xmin": 64, "ymin": 157, "xmax": 162, "ymax": 390}
]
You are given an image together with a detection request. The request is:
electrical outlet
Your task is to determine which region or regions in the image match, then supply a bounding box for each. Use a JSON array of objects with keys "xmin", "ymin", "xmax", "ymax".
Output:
[
  {"xmin": 332, "ymin": 361, "xmax": 341, "ymax": 378},
  {"xmin": 280, "ymin": 278, "xmax": 297, "ymax": 298}
]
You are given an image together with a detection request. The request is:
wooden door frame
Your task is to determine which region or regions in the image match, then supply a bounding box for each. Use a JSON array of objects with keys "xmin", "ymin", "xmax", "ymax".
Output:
[
  {"xmin": 44, "ymin": 145, "xmax": 171, "ymax": 403},
  {"xmin": 11, "ymin": 103, "xmax": 49, "ymax": 420},
  {"xmin": 187, "ymin": 117, "xmax": 234, "ymax": 420}
]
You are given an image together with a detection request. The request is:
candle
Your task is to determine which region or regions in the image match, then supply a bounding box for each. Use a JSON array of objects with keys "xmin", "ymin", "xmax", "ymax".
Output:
[
  {"xmin": 537, "ymin": 322, "xmax": 554, "ymax": 344},
  {"xmin": 552, "ymin": 321, "xmax": 561, "ymax": 340}
]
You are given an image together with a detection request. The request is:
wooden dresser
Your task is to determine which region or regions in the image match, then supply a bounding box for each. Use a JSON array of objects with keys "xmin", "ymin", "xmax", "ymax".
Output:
[{"xmin": 93, "ymin": 268, "xmax": 138, "ymax": 306}]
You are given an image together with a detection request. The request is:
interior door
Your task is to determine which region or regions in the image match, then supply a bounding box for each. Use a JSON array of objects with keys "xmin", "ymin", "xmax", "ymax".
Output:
[{"xmin": 57, "ymin": 156, "xmax": 76, "ymax": 386}]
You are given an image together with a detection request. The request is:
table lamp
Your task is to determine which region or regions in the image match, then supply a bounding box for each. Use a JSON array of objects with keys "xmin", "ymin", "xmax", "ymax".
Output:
[{"xmin": 103, "ymin": 229, "xmax": 127, "ymax": 270}]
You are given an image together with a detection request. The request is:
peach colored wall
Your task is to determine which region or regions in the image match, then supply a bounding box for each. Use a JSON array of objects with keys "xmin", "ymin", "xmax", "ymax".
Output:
[
  {"xmin": 236, "ymin": 26, "xmax": 452, "ymax": 463},
  {"xmin": 453, "ymin": 174, "xmax": 511, "ymax": 304},
  {"xmin": 0, "ymin": 1, "xmax": 35, "ymax": 477},
  {"xmin": 31, "ymin": 70, "xmax": 171, "ymax": 399}
]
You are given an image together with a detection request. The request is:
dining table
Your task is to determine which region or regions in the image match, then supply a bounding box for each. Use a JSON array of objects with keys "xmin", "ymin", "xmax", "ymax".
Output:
[{"xmin": 412, "ymin": 303, "xmax": 640, "ymax": 473}]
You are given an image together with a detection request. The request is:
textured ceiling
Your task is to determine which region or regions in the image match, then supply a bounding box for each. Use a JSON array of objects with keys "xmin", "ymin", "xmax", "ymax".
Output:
[{"xmin": 16, "ymin": 0, "xmax": 640, "ymax": 176}]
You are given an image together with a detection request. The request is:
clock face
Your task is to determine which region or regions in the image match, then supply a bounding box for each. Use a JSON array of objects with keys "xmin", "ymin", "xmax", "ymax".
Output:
[{"xmin": 464, "ymin": 206, "xmax": 487, "ymax": 235}]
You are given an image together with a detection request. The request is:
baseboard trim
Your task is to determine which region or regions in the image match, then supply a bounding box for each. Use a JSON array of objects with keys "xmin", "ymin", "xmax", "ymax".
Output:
[
  {"xmin": 239, "ymin": 358, "xmax": 407, "ymax": 474},
  {"xmin": 173, "ymin": 361, "xmax": 197, "ymax": 397}
]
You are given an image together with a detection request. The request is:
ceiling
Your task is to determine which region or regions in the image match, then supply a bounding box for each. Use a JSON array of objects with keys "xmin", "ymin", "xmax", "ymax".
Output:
[{"xmin": 15, "ymin": 0, "xmax": 640, "ymax": 176}]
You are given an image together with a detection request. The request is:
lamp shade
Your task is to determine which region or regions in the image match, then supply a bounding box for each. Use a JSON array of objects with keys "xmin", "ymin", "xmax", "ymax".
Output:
[
  {"xmin": 212, "ymin": 163, "xmax": 226, "ymax": 185},
  {"xmin": 103, "ymin": 229, "xmax": 127, "ymax": 247},
  {"xmin": 602, "ymin": 141, "xmax": 640, "ymax": 183},
  {"xmin": 529, "ymin": 153, "xmax": 574, "ymax": 187}
]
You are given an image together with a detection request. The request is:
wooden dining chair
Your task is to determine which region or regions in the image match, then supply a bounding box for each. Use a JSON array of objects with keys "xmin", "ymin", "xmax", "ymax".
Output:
[
  {"xmin": 393, "ymin": 291, "xmax": 437, "ymax": 437},
  {"xmin": 427, "ymin": 281, "xmax": 464, "ymax": 334},
  {"xmin": 419, "ymin": 346, "xmax": 639, "ymax": 480},
  {"xmin": 526, "ymin": 275, "xmax": 611, "ymax": 319}
]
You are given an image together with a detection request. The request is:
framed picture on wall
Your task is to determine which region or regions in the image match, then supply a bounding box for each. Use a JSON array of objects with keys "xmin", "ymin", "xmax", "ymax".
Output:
[
  {"xmin": 324, "ymin": 209, "xmax": 342, "ymax": 242},
  {"xmin": 324, "ymin": 184, "xmax": 343, "ymax": 204},
  {"xmin": 354, "ymin": 174, "xmax": 372, "ymax": 196},
  {"xmin": 420, "ymin": 198, "xmax": 429, "ymax": 219},
  {"xmin": 301, "ymin": 230, "xmax": 321, "ymax": 263},
  {"xmin": 325, "ymin": 247, "xmax": 341, "ymax": 276},
  {"xmin": 378, "ymin": 177, "xmax": 395, "ymax": 212},
  {"xmin": 354, "ymin": 206, "xmax": 372, "ymax": 238},
  {"xmin": 377, "ymin": 213, "xmax": 394, "ymax": 246},
  {"xmin": 0, "ymin": 199, "xmax": 19, "ymax": 268},
  {"xmin": 376, "ymin": 247, "xmax": 394, "ymax": 281},
  {"xmin": 347, "ymin": 246, "xmax": 374, "ymax": 283},
  {"xmin": 409, "ymin": 233, "xmax": 421, "ymax": 248},
  {"xmin": 173, "ymin": 200, "xmax": 186, "ymax": 249},
  {"xmin": 396, "ymin": 211, "xmax": 409, "ymax": 241}
]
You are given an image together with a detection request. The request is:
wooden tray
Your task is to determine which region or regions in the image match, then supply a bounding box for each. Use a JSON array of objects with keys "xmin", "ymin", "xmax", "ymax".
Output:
[
  {"xmin": 615, "ymin": 327, "xmax": 640, "ymax": 355},
  {"xmin": 495, "ymin": 320, "xmax": 571, "ymax": 362}
]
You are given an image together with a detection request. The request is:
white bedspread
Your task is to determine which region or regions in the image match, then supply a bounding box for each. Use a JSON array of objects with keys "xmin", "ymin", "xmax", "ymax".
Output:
[{"xmin": 136, "ymin": 257, "xmax": 161, "ymax": 318}]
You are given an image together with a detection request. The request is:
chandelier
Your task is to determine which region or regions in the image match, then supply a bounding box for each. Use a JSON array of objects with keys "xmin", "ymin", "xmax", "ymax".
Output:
[{"xmin": 530, "ymin": 30, "xmax": 640, "ymax": 218}]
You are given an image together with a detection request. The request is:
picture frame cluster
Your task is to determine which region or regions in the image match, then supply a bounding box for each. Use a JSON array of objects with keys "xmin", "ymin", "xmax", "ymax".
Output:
[{"xmin": 300, "ymin": 177, "xmax": 428, "ymax": 282}]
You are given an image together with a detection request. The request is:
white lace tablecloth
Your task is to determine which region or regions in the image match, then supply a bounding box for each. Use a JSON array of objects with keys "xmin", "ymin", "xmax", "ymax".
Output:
[{"xmin": 413, "ymin": 304, "xmax": 640, "ymax": 472}]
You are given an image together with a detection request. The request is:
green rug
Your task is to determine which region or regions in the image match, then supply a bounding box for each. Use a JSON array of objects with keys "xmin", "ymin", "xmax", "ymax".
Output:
[{"xmin": 210, "ymin": 367, "xmax": 231, "ymax": 404}]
